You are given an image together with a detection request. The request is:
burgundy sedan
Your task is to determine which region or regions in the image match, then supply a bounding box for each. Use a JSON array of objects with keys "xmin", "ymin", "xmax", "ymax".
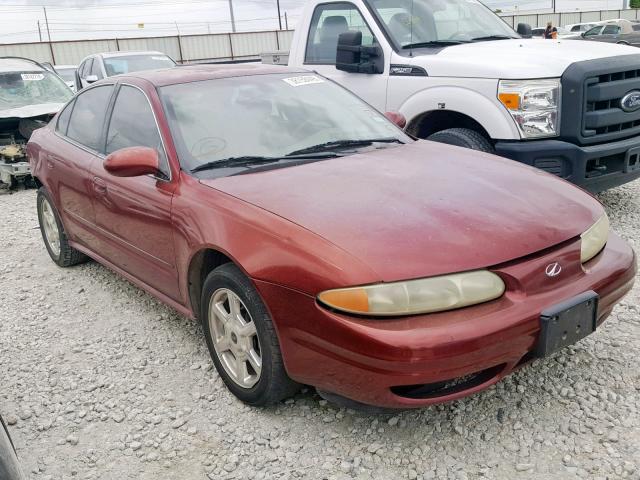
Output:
[{"xmin": 27, "ymin": 64, "xmax": 635, "ymax": 409}]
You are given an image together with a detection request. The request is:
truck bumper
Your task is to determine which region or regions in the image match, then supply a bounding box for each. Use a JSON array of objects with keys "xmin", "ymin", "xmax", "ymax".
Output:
[{"xmin": 495, "ymin": 136, "xmax": 640, "ymax": 193}]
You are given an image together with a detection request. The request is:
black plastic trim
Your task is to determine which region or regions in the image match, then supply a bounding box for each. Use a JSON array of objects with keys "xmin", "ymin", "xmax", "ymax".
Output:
[{"xmin": 389, "ymin": 64, "xmax": 428, "ymax": 76}]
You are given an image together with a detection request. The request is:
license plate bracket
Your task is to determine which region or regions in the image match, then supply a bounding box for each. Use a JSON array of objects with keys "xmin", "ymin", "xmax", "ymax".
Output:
[
  {"xmin": 535, "ymin": 291, "xmax": 598, "ymax": 358},
  {"xmin": 625, "ymin": 147, "xmax": 640, "ymax": 173}
]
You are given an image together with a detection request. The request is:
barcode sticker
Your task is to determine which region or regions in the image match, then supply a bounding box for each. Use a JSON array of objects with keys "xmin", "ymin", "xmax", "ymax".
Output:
[
  {"xmin": 21, "ymin": 73, "xmax": 44, "ymax": 81},
  {"xmin": 282, "ymin": 75, "xmax": 325, "ymax": 87}
]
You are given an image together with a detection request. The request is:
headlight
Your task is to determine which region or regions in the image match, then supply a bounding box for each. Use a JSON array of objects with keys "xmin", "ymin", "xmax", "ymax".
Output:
[
  {"xmin": 581, "ymin": 213, "xmax": 609, "ymax": 263},
  {"xmin": 498, "ymin": 79, "xmax": 560, "ymax": 138},
  {"xmin": 317, "ymin": 270, "xmax": 505, "ymax": 317}
]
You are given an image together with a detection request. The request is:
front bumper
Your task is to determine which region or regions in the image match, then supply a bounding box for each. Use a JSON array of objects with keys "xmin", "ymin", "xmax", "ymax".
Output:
[
  {"xmin": 495, "ymin": 136, "xmax": 640, "ymax": 193},
  {"xmin": 255, "ymin": 234, "xmax": 636, "ymax": 408}
]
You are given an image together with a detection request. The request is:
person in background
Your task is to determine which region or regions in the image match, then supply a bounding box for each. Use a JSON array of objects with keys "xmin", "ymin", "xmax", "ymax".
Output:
[
  {"xmin": 551, "ymin": 26, "xmax": 558, "ymax": 39},
  {"xmin": 544, "ymin": 21, "xmax": 553, "ymax": 39}
]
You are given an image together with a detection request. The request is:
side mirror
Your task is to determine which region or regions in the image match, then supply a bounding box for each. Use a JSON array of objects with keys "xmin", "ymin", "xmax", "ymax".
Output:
[
  {"xmin": 385, "ymin": 111, "xmax": 407, "ymax": 129},
  {"xmin": 104, "ymin": 147, "xmax": 160, "ymax": 177},
  {"xmin": 336, "ymin": 31, "xmax": 384, "ymax": 75},
  {"xmin": 517, "ymin": 23, "xmax": 532, "ymax": 38},
  {"xmin": 85, "ymin": 75, "xmax": 99, "ymax": 84}
]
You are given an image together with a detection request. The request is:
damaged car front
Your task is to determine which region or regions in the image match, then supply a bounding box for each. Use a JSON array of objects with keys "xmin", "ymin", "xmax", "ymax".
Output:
[{"xmin": 0, "ymin": 57, "xmax": 72, "ymax": 188}]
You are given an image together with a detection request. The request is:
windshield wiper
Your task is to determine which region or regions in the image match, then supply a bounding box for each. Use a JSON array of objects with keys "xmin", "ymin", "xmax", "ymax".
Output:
[
  {"xmin": 190, "ymin": 153, "xmax": 340, "ymax": 173},
  {"xmin": 470, "ymin": 35, "xmax": 516, "ymax": 42},
  {"xmin": 402, "ymin": 40, "xmax": 467, "ymax": 49},
  {"xmin": 286, "ymin": 138, "xmax": 404, "ymax": 156}
]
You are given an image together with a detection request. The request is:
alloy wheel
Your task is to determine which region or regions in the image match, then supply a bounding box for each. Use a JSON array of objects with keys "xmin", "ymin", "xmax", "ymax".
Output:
[
  {"xmin": 208, "ymin": 288, "xmax": 262, "ymax": 388},
  {"xmin": 41, "ymin": 198, "xmax": 61, "ymax": 257}
]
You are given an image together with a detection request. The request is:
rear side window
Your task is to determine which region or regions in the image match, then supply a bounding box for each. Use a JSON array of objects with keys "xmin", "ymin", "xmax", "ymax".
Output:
[
  {"xmin": 603, "ymin": 25, "xmax": 620, "ymax": 35},
  {"xmin": 66, "ymin": 85, "xmax": 113, "ymax": 151},
  {"xmin": 305, "ymin": 2, "xmax": 375, "ymax": 64},
  {"xmin": 56, "ymin": 100, "xmax": 74, "ymax": 136},
  {"xmin": 106, "ymin": 85, "xmax": 169, "ymax": 176}
]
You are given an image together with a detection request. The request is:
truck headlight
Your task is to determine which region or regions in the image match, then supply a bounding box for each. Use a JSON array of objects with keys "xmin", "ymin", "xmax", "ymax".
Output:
[
  {"xmin": 317, "ymin": 270, "xmax": 505, "ymax": 317},
  {"xmin": 498, "ymin": 79, "xmax": 560, "ymax": 138},
  {"xmin": 581, "ymin": 213, "xmax": 609, "ymax": 263}
]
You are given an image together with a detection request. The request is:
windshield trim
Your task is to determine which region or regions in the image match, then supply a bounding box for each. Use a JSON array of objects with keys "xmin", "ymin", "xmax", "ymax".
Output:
[{"xmin": 362, "ymin": 0, "xmax": 520, "ymax": 53}]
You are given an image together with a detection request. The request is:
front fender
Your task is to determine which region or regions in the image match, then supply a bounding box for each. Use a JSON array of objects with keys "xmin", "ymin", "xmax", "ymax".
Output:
[{"xmin": 397, "ymin": 85, "xmax": 520, "ymax": 140}]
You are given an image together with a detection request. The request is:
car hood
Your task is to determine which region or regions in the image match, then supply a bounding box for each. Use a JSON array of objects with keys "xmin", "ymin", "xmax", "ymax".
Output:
[
  {"xmin": 0, "ymin": 103, "xmax": 63, "ymax": 119},
  {"xmin": 404, "ymin": 39, "xmax": 639, "ymax": 78},
  {"xmin": 200, "ymin": 141, "xmax": 603, "ymax": 283}
]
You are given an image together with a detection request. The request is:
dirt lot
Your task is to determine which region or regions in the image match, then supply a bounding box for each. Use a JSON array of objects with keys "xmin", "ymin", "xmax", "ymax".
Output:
[{"xmin": 0, "ymin": 186, "xmax": 639, "ymax": 480}]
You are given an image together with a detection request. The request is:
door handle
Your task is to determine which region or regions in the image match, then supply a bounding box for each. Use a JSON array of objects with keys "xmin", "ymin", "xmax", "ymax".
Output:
[{"xmin": 92, "ymin": 176, "xmax": 107, "ymax": 194}]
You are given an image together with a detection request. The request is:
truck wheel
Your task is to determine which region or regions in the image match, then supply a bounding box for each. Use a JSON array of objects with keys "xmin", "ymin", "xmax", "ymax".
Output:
[
  {"xmin": 201, "ymin": 263, "xmax": 300, "ymax": 406},
  {"xmin": 428, "ymin": 128, "xmax": 494, "ymax": 153},
  {"xmin": 37, "ymin": 188, "xmax": 88, "ymax": 267}
]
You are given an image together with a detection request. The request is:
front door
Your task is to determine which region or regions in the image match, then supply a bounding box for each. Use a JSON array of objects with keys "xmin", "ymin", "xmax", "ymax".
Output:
[
  {"xmin": 91, "ymin": 83, "xmax": 180, "ymax": 301},
  {"xmin": 302, "ymin": 2, "xmax": 389, "ymax": 112}
]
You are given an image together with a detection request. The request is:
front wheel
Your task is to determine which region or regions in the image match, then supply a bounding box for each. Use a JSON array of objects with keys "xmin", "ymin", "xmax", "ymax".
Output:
[
  {"xmin": 427, "ymin": 128, "xmax": 495, "ymax": 153},
  {"xmin": 201, "ymin": 263, "xmax": 300, "ymax": 406}
]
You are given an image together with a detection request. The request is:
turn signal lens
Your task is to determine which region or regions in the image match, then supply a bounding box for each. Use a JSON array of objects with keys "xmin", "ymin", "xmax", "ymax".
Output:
[
  {"xmin": 317, "ymin": 270, "xmax": 505, "ymax": 317},
  {"xmin": 498, "ymin": 92, "xmax": 521, "ymax": 110},
  {"xmin": 580, "ymin": 213, "xmax": 609, "ymax": 263}
]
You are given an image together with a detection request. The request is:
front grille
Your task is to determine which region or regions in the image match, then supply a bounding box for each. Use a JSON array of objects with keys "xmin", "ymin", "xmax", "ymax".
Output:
[
  {"xmin": 561, "ymin": 54, "xmax": 640, "ymax": 146},
  {"xmin": 585, "ymin": 69, "xmax": 640, "ymax": 139}
]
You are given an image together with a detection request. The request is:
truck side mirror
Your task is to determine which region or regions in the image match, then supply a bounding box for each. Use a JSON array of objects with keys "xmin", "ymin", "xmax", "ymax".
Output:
[
  {"xmin": 336, "ymin": 31, "xmax": 384, "ymax": 75},
  {"xmin": 517, "ymin": 23, "xmax": 532, "ymax": 38}
]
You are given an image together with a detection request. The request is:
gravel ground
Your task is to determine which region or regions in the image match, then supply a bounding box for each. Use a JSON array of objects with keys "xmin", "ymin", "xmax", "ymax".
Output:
[{"xmin": 0, "ymin": 185, "xmax": 639, "ymax": 480}]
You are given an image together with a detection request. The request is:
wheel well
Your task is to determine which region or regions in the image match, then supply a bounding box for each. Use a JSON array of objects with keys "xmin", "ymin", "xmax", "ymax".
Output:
[
  {"xmin": 188, "ymin": 248, "xmax": 233, "ymax": 318},
  {"xmin": 406, "ymin": 110, "xmax": 491, "ymax": 141},
  {"xmin": 31, "ymin": 176, "xmax": 43, "ymax": 188}
]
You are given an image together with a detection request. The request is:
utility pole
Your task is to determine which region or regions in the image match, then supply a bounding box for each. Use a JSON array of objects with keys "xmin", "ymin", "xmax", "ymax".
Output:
[
  {"xmin": 43, "ymin": 6, "xmax": 51, "ymax": 41},
  {"xmin": 228, "ymin": 0, "xmax": 236, "ymax": 33},
  {"xmin": 277, "ymin": 0, "xmax": 282, "ymax": 30},
  {"xmin": 37, "ymin": 20, "xmax": 42, "ymax": 42}
]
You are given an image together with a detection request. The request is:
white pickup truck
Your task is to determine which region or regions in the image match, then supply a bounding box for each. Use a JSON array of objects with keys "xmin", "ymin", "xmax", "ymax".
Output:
[{"xmin": 282, "ymin": 0, "xmax": 640, "ymax": 192}]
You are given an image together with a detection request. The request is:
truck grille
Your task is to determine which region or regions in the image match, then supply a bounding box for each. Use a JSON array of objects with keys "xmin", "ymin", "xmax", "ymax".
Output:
[
  {"xmin": 585, "ymin": 69, "xmax": 640, "ymax": 138},
  {"xmin": 561, "ymin": 55, "xmax": 640, "ymax": 146}
]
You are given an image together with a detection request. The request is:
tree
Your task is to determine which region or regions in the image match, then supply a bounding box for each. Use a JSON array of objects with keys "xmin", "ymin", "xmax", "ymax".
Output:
[{"xmin": 631, "ymin": 0, "xmax": 640, "ymax": 8}]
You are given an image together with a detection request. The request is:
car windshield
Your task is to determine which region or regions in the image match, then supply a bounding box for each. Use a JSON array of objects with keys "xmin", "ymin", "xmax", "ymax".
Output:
[
  {"xmin": 55, "ymin": 68, "xmax": 76, "ymax": 82},
  {"xmin": 159, "ymin": 73, "xmax": 411, "ymax": 175},
  {"xmin": 367, "ymin": 0, "xmax": 518, "ymax": 47},
  {"xmin": 103, "ymin": 54, "xmax": 175, "ymax": 76},
  {"xmin": 0, "ymin": 70, "xmax": 72, "ymax": 110}
]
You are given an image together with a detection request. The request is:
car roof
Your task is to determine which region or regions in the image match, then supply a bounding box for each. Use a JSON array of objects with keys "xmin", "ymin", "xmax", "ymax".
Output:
[
  {"xmin": 98, "ymin": 51, "xmax": 168, "ymax": 59},
  {"xmin": 54, "ymin": 64, "xmax": 77, "ymax": 69},
  {"xmin": 0, "ymin": 57, "xmax": 46, "ymax": 73},
  {"xmin": 117, "ymin": 63, "xmax": 309, "ymax": 88}
]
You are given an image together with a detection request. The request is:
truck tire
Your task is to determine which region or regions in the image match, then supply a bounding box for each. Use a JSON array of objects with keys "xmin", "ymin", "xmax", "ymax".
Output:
[
  {"xmin": 37, "ymin": 188, "xmax": 88, "ymax": 267},
  {"xmin": 428, "ymin": 128, "xmax": 494, "ymax": 153},
  {"xmin": 201, "ymin": 263, "xmax": 300, "ymax": 406}
]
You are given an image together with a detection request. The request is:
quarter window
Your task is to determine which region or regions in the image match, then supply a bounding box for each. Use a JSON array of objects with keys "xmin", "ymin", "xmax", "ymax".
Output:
[
  {"xmin": 106, "ymin": 85, "xmax": 168, "ymax": 176},
  {"xmin": 56, "ymin": 100, "xmax": 74, "ymax": 136},
  {"xmin": 305, "ymin": 3, "xmax": 376, "ymax": 64},
  {"xmin": 66, "ymin": 85, "xmax": 113, "ymax": 151}
]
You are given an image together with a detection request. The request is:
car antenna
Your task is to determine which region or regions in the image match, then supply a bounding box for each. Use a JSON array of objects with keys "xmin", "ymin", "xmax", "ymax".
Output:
[{"xmin": 410, "ymin": 0, "xmax": 414, "ymax": 57}]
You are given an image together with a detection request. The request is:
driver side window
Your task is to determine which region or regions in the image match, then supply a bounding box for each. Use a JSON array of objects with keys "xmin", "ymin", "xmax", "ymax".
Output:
[
  {"xmin": 585, "ymin": 26, "xmax": 602, "ymax": 36},
  {"xmin": 305, "ymin": 3, "xmax": 376, "ymax": 64}
]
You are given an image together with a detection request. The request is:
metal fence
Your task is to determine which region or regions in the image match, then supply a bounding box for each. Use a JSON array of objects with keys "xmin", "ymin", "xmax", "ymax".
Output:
[
  {"xmin": 499, "ymin": 8, "xmax": 640, "ymax": 29},
  {"xmin": 1, "ymin": 7, "xmax": 639, "ymax": 66},
  {"xmin": 0, "ymin": 29, "xmax": 295, "ymax": 66}
]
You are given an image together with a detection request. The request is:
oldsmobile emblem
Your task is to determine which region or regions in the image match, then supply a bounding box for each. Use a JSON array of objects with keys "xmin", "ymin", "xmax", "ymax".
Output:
[
  {"xmin": 620, "ymin": 91, "xmax": 640, "ymax": 113},
  {"xmin": 545, "ymin": 262, "xmax": 562, "ymax": 277}
]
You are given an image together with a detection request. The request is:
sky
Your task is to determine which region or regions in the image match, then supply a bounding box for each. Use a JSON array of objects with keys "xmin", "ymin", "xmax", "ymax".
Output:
[{"xmin": 0, "ymin": 0, "xmax": 628, "ymax": 44}]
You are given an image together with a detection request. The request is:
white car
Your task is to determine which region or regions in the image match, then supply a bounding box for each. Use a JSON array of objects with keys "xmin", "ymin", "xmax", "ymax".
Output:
[
  {"xmin": 531, "ymin": 26, "xmax": 572, "ymax": 38},
  {"xmin": 75, "ymin": 51, "xmax": 176, "ymax": 90},
  {"xmin": 53, "ymin": 64, "xmax": 77, "ymax": 92},
  {"xmin": 564, "ymin": 21, "xmax": 603, "ymax": 33}
]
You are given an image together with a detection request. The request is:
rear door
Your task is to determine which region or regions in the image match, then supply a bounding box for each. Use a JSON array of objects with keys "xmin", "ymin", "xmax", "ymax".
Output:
[
  {"xmin": 50, "ymin": 84, "xmax": 114, "ymax": 250},
  {"xmin": 90, "ymin": 82, "xmax": 180, "ymax": 301}
]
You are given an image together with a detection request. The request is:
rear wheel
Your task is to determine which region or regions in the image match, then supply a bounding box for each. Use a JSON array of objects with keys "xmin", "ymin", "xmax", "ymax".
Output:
[
  {"xmin": 201, "ymin": 263, "xmax": 299, "ymax": 406},
  {"xmin": 36, "ymin": 188, "xmax": 87, "ymax": 267},
  {"xmin": 427, "ymin": 127, "xmax": 495, "ymax": 153}
]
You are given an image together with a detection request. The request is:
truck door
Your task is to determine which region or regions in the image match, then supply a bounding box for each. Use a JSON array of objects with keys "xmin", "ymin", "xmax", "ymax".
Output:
[{"xmin": 301, "ymin": 2, "xmax": 389, "ymax": 112}]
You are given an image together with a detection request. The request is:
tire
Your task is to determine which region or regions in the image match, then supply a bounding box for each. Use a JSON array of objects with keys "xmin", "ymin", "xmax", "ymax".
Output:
[
  {"xmin": 201, "ymin": 263, "xmax": 299, "ymax": 406},
  {"xmin": 36, "ymin": 187, "xmax": 88, "ymax": 267},
  {"xmin": 427, "ymin": 127, "xmax": 495, "ymax": 153}
]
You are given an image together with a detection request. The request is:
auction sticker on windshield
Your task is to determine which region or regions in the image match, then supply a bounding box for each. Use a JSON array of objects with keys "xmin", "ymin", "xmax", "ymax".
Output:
[
  {"xmin": 282, "ymin": 75, "xmax": 324, "ymax": 87},
  {"xmin": 21, "ymin": 73, "xmax": 44, "ymax": 81}
]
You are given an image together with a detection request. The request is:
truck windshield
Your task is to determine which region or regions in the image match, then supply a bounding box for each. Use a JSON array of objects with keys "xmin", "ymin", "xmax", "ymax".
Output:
[
  {"xmin": 160, "ymin": 73, "xmax": 411, "ymax": 174},
  {"xmin": 367, "ymin": 0, "xmax": 518, "ymax": 47},
  {"xmin": 0, "ymin": 70, "xmax": 72, "ymax": 110}
]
